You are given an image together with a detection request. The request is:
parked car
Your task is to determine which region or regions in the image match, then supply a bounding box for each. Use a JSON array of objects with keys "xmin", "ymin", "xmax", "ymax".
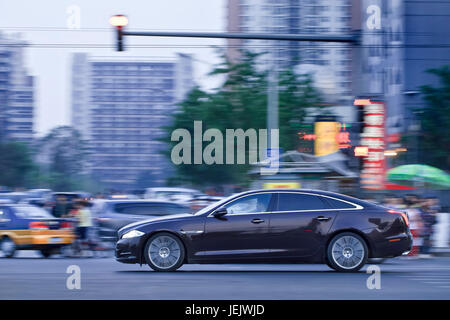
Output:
[
  {"xmin": 0, "ymin": 204, "xmax": 75, "ymax": 258},
  {"xmin": 116, "ymin": 189, "xmax": 412, "ymax": 272},
  {"xmin": 144, "ymin": 187, "xmax": 205, "ymax": 204},
  {"xmin": 92, "ymin": 200, "xmax": 191, "ymax": 242},
  {"xmin": 0, "ymin": 192, "xmax": 29, "ymax": 204},
  {"xmin": 26, "ymin": 189, "xmax": 52, "ymax": 200}
]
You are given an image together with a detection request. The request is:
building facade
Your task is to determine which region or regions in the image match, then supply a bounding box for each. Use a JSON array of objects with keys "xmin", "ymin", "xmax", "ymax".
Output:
[
  {"xmin": 227, "ymin": 0, "xmax": 353, "ymax": 102},
  {"xmin": 71, "ymin": 53, "xmax": 194, "ymax": 189},
  {"xmin": 0, "ymin": 33, "xmax": 35, "ymax": 143}
]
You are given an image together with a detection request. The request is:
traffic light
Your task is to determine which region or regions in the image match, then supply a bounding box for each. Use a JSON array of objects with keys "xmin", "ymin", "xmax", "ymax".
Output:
[{"xmin": 109, "ymin": 15, "xmax": 128, "ymax": 51}]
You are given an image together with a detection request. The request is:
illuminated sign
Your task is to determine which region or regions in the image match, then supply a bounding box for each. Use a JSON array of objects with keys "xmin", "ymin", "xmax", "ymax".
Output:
[
  {"xmin": 354, "ymin": 146, "xmax": 369, "ymax": 157},
  {"xmin": 297, "ymin": 121, "xmax": 351, "ymax": 156},
  {"xmin": 359, "ymin": 102, "xmax": 386, "ymax": 189}
]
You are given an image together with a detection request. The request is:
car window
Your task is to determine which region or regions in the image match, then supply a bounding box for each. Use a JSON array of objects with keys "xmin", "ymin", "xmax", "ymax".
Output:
[
  {"xmin": 13, "ymin": 206, "xmax": 53, "ymax": 219},
  {"xmin": 276, "ymin": 193, "xmax": 330, "ymax": 212},
  {"xmin": 321, "ymin": 197, "xmax": 357, "ymax": 209},
  {"xmin": 224, "ymin": 193, "xmax": 272, "ymax": 215}
]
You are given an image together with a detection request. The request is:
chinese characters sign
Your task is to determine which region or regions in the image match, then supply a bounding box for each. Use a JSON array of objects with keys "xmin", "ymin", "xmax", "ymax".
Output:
[{"xmin": 360, "ymin": 102, "xmax": 386, "ymax": 189}]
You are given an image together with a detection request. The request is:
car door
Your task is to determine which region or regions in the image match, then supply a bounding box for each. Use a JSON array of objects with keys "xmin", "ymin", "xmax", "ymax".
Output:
[
  {"xmin": 267, "ymin": 192, "xmax": 338, "ymax": 258},
  {"xmin": 198, "ymin": 193, "xmax": 274, "ymax": 261}
]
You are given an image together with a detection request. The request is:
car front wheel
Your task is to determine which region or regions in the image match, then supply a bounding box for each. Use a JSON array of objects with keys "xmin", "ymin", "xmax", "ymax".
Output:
[
  {"xmin": 327, "ymin": 232, "xmax": 368, "ymax": 272},
  {"xmin": 144, "ymin": 233, "xmax": 185, "ymax": 272}
]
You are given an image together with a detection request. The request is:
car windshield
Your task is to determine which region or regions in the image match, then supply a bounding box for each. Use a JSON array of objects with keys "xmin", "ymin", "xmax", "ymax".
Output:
[{"xmin": 13, "ymin": 206, "xmax": 53, "ymax": 219}]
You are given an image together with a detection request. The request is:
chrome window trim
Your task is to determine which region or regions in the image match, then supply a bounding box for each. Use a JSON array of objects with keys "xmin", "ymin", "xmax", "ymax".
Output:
[
  {"xmin": 271, "ymin": 191, "xmax": 363, "ymax": 213},
  {"xmin": 207, "ymin": 191, "xmax": 363, "ymax": 217}
]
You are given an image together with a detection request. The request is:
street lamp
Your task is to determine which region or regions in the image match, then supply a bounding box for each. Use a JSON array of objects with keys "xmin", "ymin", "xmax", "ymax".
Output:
[{"xmin": 109, "ymin": 15, "xmax": 128, "ymax": 51}]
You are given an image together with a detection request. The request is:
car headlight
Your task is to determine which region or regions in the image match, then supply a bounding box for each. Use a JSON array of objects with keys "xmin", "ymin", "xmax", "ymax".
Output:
[{"xmin": 122, "ymin": 229, "xmax": 145, "ymax": 239}]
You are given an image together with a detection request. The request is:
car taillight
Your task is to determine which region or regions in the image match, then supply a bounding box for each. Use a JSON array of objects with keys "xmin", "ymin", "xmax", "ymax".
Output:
[
  {"xmin": 60, "ymin": 222, "xmax": 73, "ymax": 229},
  {"xmin": 388, "ymin": 209, "xmax": 409, "ymax": 228},
  {"xmin": 29, "ymin": 221, "xmax": 49, "ymax": 230}
]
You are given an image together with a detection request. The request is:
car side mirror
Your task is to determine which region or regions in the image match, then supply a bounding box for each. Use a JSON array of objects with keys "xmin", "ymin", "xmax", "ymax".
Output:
[{"xmin": 212, "ymin": 207, "xmax": 228, "ymax": 218}]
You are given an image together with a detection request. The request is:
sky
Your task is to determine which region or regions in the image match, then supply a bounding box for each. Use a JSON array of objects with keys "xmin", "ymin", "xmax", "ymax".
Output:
[{"xmin": 0, "ymin": 0, "xmax": 225, "ymax": 136}]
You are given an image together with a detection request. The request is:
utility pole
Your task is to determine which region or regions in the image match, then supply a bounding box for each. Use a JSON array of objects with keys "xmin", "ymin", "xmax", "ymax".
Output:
[{"xmin": 267, "ymin": 49, "xmax": 278, "ymax": 150}]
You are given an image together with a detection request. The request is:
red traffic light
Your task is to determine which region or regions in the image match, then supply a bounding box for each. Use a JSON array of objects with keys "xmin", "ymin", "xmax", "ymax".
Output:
[{"xmin": 110, "ymin": 15, "xmax": 128, "ymax": 28}]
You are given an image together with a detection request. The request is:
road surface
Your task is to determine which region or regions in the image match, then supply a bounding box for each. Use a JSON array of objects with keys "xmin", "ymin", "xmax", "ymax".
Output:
[{"xmin": 1, "ymin": 251, "xmax": 450, "ymax": 299}]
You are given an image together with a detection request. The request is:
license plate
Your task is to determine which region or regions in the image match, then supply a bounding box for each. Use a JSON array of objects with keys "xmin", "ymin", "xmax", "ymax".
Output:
[{"xmin": 49, "ymin": 237, "xmax": 62, "ymax": 243}]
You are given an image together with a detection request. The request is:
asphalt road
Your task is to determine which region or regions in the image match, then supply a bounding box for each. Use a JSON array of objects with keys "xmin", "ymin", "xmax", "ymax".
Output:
[{"xmin": 1, "ymin": 251, "xmax": 450, "ymax": 299}]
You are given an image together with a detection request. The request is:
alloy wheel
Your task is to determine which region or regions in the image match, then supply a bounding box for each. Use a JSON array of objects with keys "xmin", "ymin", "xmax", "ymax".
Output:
[
  {"xmin": 331, "ymin": 235, "xmax": 365, "ymax": 270},
  {"xmin": 148, "ymin": 235, "xmax": 182, "ymax": 270}
]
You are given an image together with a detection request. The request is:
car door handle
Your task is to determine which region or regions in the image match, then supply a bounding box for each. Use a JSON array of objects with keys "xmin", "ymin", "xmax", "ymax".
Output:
[
  {"xmin": 316, "ymin": 216, "xmax": 331, "ymax": 221},
  {"xmin": 251, "ymin": 218, "xmax": 265, "ymax": 224}
]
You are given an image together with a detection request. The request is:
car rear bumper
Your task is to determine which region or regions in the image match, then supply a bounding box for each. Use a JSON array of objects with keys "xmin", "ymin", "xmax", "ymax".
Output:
[
  {"xmin": 373, "ymin": 231, "xmax": 413, "ymax": 258},
  {"xmin": 115, "ymin": 236, "xmax": 142, "ymax": 264}
]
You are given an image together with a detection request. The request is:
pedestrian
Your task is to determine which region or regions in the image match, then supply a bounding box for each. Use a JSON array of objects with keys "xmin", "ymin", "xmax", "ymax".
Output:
[
  {"xmin": 52, "ymin": 195, "xmax": 68, "ymax": 218},
  {"xmin": 419, "ymin": 198, "xmax": 437, "ymax": 258},
  {"xmin": 404, "ymin": 195, "xmax": 423, "ymax": 257}
]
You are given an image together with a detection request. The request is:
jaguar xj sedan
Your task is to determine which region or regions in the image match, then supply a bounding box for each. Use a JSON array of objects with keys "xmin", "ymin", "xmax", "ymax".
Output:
[{"xmin": 115, "ymin": 189, "xmax": 412, "ymax": 272}]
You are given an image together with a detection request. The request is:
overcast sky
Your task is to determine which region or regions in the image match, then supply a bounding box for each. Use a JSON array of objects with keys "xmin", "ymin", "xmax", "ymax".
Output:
[{"xmin": 0, "ymin": 0, "xmax": 225, "ymax": 136}]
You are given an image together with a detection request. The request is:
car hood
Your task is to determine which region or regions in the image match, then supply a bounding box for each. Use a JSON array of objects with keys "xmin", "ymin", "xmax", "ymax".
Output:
[{"xmin": 118, "ymin": 213, "xmax": 193, "ymax": 236}]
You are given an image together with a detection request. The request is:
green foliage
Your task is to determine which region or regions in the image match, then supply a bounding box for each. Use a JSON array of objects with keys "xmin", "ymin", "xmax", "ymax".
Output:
[
  {"xmin": 161, "ymin": 51, "xmax": 323, "ymax": 187},
  {"xmin": 418, "ymin": 65, "xmax": 450, "ymax": 169},
  {"xmin": 34, "ymin": 126, "xmax": 95, "ymax": 191},
  {"xmin": 0, "ymin": 141, "xmax": 34, "ymax": 188}
]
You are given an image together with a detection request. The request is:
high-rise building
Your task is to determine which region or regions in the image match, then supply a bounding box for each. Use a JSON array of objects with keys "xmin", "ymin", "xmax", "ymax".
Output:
[
  {"xmin": 71, "ymin": 53, "xmax": 194, "ymax": 189},
  {"xmin": 0, "ymin": 33, "xmax": 35, "ymax": 143},
  {"xmin": 227, "ymin": 0, "xmax": 353, "ymax": 101}
]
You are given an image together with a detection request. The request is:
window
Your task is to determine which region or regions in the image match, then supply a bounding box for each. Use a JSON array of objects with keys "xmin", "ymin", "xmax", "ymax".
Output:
[
  {"xmin": 321, "ymin": 197, "xmax": 357, "ymax": 209},
  {"xmin": 276, "ymin": 193, "xmax": 330, "ymax": 211},
  {"xmin": 13, "ymin": 206, "xmax": 53, "ymax": 219},
  {"xmin": 224, "ymin": 194, "xmax": 272, "ymax": 215}
]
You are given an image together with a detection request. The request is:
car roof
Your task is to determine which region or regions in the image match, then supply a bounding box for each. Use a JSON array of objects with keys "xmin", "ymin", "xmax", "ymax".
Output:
[{"xmin": 234, "ymin": 189, "xmax": 372, "ymax": 205}]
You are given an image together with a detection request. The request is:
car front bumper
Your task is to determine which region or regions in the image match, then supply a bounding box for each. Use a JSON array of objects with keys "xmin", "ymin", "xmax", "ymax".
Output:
[{"xmin": 115, "ymin": 236, "xmax": 142, "ymax": 264}]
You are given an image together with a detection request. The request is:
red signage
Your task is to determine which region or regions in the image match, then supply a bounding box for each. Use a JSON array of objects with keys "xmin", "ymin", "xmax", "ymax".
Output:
[{"xmin": 359, "ymin": 102, "xmax": 386, "ymax": 190}]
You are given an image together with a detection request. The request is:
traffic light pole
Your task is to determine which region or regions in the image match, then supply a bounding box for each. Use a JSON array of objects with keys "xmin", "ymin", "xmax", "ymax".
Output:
[{"xmin": 120, "ymin": 30, "xmax": 359, "ymax": 44}]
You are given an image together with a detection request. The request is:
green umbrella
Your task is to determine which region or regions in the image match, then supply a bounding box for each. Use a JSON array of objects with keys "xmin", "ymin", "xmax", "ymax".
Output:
[{"xmin": 386, "ymin": 164, "xmax": 450, "ymax": 189}]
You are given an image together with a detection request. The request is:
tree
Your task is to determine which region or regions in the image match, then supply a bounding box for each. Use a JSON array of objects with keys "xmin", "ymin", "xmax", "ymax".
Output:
[
  {"xmin": 35, "ymin": 126, "xmax": 90, "ymax": 190},
  {"xmin": 161, "ymin": 51, "xmax": 323, "ymax": 188},
  {"xmin": 0, "ymin": 141, "xmax": 34, "ymax": 188},
  {"xmin": 418, "ymin": 65, "xmax": 450, "ymax": 169}
]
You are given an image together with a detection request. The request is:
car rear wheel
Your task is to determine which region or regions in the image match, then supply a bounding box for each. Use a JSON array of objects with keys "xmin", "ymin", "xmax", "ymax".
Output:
[
  {"xmin": 144, "ymin": 233, "xmax": 185, "ymax": 272},
  {"xmin": 327, "ymin": 232, "xmax": 368, "ymax": 272},
  {"xmin": 0, "ymin": 237, "xmax": 16, "ymax": 258}
]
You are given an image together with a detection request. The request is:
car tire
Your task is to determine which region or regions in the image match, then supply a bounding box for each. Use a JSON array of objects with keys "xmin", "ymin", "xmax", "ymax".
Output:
[
  {"xmin": 144, "ymin": 232, "xmax": 185, "ymax": 272},
  {"xmin": 0, "ymin": 237, "xmax": 16, "ymax": 258},
  {"xmin": 327, "ymin": 232, "xmax": 368, "ymax": 272},
  {"xmin": 40, "ymin": 249, "xmax": 53, "ymax": 258}
]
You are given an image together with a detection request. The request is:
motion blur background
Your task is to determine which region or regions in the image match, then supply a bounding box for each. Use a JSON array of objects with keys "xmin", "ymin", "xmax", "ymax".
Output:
[{"xmin": 0, "ymin": 0, "xmax": 449, "ymax": 255}]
